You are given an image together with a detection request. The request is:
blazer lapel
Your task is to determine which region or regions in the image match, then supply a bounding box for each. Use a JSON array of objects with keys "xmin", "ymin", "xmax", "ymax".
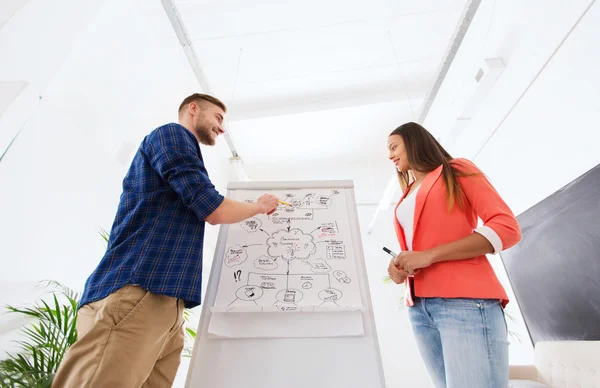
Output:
[{"xmin": 413, "ymin": 164, "xmax": 444, "ymax": 237}]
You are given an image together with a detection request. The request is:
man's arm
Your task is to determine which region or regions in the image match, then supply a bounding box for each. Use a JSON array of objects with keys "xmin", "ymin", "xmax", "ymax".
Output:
[
  {"xmin": 143, "ymin": 125, "xmax": 226, "ymax": 220},
  {"xmin": 144, "ymin": 125, "xmax": 278, "ymax": 224},
  {"xmin": 205, "ymin": 195, "xmax": 278, "ymax": 225}
]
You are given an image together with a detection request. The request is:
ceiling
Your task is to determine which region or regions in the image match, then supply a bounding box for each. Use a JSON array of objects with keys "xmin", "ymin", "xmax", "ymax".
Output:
[
  {"xmin": 173, "ymin": 0, "xmax": 468, "ymax": 204},
  {"xmin": 0, "ymin": 0, "xmax": 29, "ymax": 30}
]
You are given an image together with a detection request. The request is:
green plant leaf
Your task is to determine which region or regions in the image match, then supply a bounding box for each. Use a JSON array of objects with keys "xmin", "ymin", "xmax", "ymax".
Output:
[
  {"xmin": 185, "ymin": 327, "xmax": 196, "ymax": 340},
  {"xmin": 53, "ymin": 295, "xmax": 62, "ymax": 333},
  {"xmin": 1, "ymin": 280, "xmax": 80, "ymax": 386},
  {"xmin": 98, "ymin": 228, "xmax": 110, "ymax": 244}
]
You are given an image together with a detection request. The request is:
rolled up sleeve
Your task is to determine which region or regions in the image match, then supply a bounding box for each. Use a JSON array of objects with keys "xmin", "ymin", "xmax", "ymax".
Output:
[
  {"xmin": 474, "ymin": 225, "xmax": 503, "ymax": 254},
  {"xmin": 143, "ymin": 125, "xmax": 224, "ymax": 221}
]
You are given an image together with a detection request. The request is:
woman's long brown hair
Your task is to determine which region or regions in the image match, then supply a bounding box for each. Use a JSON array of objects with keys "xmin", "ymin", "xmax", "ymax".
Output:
[{"xmin": 390, "ymin": 122, "xmax": 476, "ymax": 211}]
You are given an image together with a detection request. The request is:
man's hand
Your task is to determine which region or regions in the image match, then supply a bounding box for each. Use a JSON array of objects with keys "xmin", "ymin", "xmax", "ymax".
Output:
[
  {"xmin": 395, "ymin": 251, "xmax": 435, "ymax": 275},
  {"xmin": 256, "ymin": 194, "xmax": 279, "ymax": 215},
  {"xmin": 387, "ymin": 259, "xmax": 410, "ymax": 284}
]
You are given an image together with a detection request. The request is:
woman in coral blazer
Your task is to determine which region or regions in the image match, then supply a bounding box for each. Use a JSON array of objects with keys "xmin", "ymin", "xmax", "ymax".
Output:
[{"xmin": 386, "ymin": 122, "xmax": 521, "ymax": 388}]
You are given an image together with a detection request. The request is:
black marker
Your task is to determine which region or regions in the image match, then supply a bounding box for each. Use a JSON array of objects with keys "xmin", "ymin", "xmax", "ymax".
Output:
[{"xmin": 382, "ymin": 247, "xmax": 398, "ymax": 259}]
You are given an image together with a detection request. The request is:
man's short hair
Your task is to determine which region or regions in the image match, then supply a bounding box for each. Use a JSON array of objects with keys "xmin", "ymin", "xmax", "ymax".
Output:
[{"xmin": 178, "ymin": 93, "xmax": 227, "ymax": 116}]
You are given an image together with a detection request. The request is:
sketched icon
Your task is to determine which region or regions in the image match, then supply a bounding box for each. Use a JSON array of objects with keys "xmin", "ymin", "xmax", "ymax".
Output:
[
  {"xmin": 333, "ymin": 270, "xmax": 351, "ymax": 284},
  {"xmin": 283, "ymin": 292, "xmax": 296, "ymax": 303}
]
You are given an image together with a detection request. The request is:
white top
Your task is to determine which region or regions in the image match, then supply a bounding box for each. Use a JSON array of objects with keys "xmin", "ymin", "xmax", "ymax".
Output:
[
  {"xmin": 395, "ymin": 184, "xmax": 421, "ymax": 251},
  {"xmin": 396, "ymin": 184, "xmax": 503, "ymax": 253}
]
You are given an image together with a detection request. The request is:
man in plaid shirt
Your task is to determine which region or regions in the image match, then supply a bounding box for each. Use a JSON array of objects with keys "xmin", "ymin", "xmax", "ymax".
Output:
[{"xmin": 53, "ymin": 94, "xmax": 279, "ymax": 388}]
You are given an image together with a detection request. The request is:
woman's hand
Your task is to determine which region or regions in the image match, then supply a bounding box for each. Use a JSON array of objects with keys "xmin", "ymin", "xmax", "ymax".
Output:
[
  {"xmin": 387, "ymin": 260, "xmax": 410, "ymax": 284},
  {"xmin": 395, "ymin": 251, "xmax": 435, "ymax": 274}
]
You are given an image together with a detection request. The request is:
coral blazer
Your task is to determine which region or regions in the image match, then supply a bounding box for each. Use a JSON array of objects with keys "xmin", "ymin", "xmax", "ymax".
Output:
[{"xmin": 393, "ymin": 158, "xmax": 521, "ymax": 307}]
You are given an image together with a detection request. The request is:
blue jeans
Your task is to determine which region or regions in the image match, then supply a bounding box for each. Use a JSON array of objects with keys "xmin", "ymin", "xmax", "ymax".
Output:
[{"xmin": 408, "ymin": 297, "xmax": 509, "ymax": 388}]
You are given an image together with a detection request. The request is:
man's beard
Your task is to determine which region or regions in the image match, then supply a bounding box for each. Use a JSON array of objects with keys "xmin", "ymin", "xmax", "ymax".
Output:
[{"xmin": 195, "ymin": 121, "xmax": 216, "ymax": 146}]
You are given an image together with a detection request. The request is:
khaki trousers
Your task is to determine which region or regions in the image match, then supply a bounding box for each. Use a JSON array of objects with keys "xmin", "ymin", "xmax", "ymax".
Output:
[{"xmin": 52, "ymin": 285, "xmax": 185, "ymax": 388}]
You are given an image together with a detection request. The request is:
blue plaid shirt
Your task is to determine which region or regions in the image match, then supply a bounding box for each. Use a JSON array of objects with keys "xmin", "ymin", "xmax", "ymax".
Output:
[{"xmin": 80, "ymin": 123, "xmax": 224, "ymax": 308}]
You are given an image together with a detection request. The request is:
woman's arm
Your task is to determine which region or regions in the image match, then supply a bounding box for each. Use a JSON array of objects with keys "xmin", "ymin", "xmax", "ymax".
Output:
[
  {"xmin": 396, "ymin": 159, "xmax": 520, "ymax": 274},
  {"xmin": 396, "ymin": 233, "xmax": 494, "ymax": 274},
  {"xmin": 429, "ymin": 232, "xmax": 493, "ymax": 262}
]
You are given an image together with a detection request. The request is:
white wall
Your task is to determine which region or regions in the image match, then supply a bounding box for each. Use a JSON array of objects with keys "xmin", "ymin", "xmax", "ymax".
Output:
[
  {"xmin": 471, "ymin": 0, "xmax": 600, "ymax": 214},
  {"xmin": 0, "ymin": 0, "xmax": 107, "ymax": 154},
  {"xmin": 425, "ymin": 0, "xmax": 600, "ymax": 214}
]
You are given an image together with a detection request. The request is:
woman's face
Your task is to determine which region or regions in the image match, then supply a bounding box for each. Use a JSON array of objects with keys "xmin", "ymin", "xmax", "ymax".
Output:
[{"xmin": 387, "ymin": 134, "xmax": 409, "ymax": 172}]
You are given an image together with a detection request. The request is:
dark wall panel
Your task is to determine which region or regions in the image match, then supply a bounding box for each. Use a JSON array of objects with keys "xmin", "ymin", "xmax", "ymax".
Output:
[{"xmin": 501, "ymin": 163, "xmax": 600, "ymax": 344}]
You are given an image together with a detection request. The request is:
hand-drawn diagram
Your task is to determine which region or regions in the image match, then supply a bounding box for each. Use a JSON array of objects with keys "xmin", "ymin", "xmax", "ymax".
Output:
[{"xmin": 213, "ymin": 189, "xmax": 363, "ymax": 312}]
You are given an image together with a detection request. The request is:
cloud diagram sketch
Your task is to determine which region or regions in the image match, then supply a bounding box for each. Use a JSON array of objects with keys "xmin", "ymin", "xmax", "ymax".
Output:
[{"xmin": 212, "ymin": 189, "xmax": 364, "ymax": 313}]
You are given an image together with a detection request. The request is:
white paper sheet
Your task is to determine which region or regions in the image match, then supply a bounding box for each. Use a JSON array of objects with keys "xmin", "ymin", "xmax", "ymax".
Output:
[{"xmin": 214, "ymin": 189, "xmax": 364, "ymax": 313}]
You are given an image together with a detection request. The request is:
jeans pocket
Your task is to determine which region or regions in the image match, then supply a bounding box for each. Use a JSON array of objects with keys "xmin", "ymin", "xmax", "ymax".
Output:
[
  {"xmin": 439, "ymin": 297, "xmax": 482, "ymax": 309},
  {"xmin": 112, "ymin": 285, "xmax": 151, "ymax": 329},
  {"xmin": 439, "ymin": 297, "xmax": 500, "ymax": 309}
]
